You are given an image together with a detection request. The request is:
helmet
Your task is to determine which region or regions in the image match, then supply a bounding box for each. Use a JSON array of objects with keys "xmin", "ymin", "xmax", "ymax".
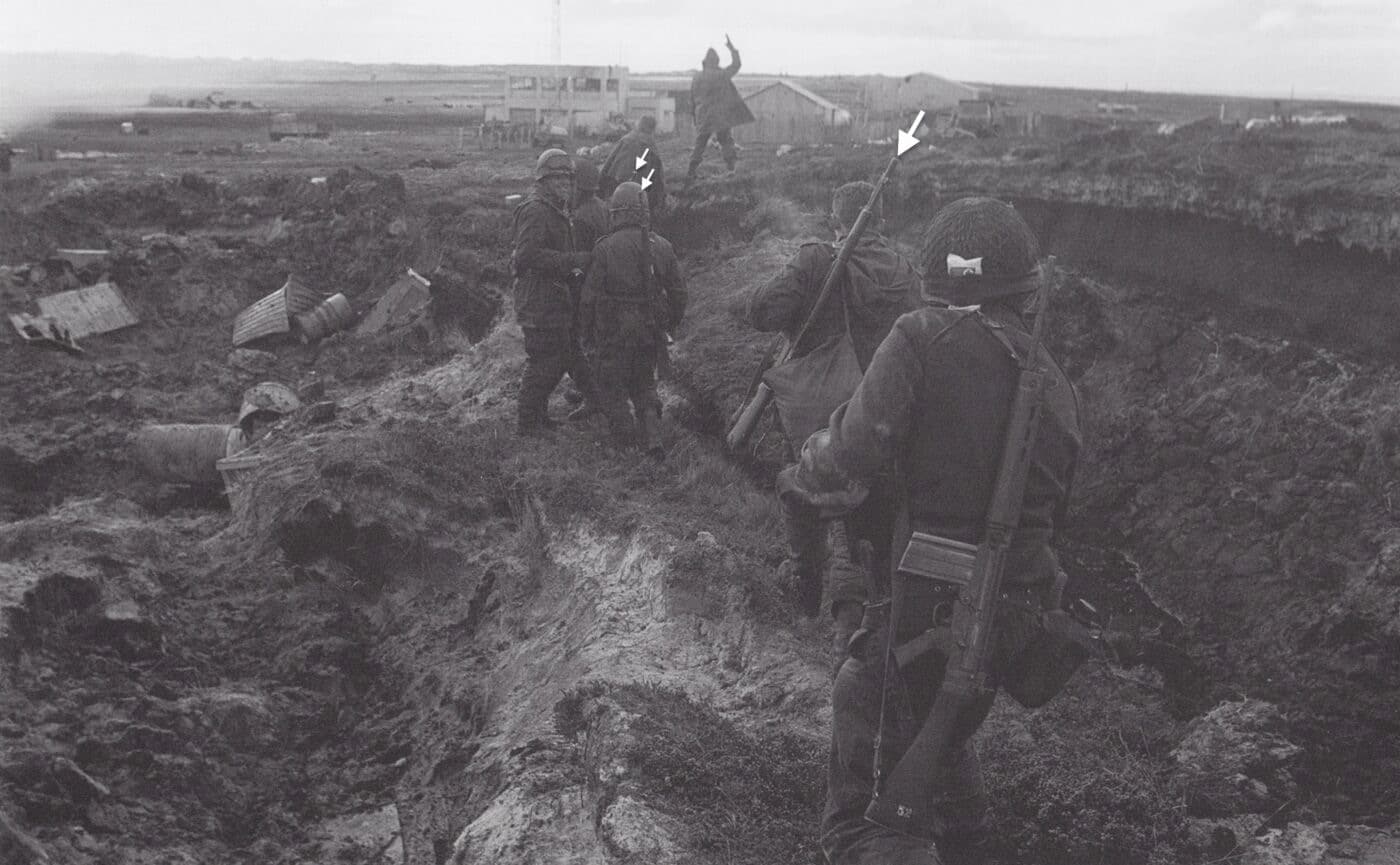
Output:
[
  {"xmin": 919, "ymin": 197, "xmax": 1041, "ymax": 306},
  {"xmin": 573, "ymin": 159, "xmax": 600, "ymax": 193},
  {"xmin": 608, "ymin": 181, "xmax": 649, "ymax": 226},
  {"xmin": 238, "ymin": 381, "xmax": 301, "ymax": 426},
  {"xmin": 535, "ymin": 148, "xmax": 573, "ymax": 181}
]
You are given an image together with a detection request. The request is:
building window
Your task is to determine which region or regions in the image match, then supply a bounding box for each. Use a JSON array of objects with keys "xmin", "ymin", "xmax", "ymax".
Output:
[
  {"xmin": 606, "ymin": 79, "xmax": 619, "ymax": 92},
  {"xmin": 511, "ymin": 77, "xmax": 537, "ymax": 91},
  {"xmin": 540, "ymin": 76, "xmax": 564, "ymax": 91},
  {"xmin": 573, "ymin": 77, "xmax": 602, "ymax": 93}
]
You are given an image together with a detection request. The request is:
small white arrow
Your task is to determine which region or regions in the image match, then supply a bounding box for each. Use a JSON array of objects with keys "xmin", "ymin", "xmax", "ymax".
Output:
[
  {"xmin": 635, "ymin": 148, "xmax": 651, "ymax": 171},
  {"xmin": 897, "ymin": 110, "xmax": 925, "ymax": 157},
  {"xmin": 640, "ymin": 169, "xmax": 655, "ymax": 191}
]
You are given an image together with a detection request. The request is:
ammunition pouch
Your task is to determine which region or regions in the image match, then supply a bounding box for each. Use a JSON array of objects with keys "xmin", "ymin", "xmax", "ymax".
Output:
[{"xmin": 1001, "ymin": 608, "xmax": 1097, "ymax": 709}]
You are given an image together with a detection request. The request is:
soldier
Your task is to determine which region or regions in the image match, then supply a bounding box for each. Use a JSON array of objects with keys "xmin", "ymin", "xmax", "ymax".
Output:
[
  {"xmin": 510, "ymin": 148, "xmax": 597, "ymax": 435},
  {"xmin": 578, "ymin": 181, "xmax": 686, "ymax": 457},
  {"xmin": 571, "ymin": 159, "xmax": 609, "ymax": 250},
  {"xmin": 686, "ymin": 34, "xmax": 754, "ymax": 186},
  {"xmin": 601, "ymin": 115, "xmax": 664, "ymax": 212},
  {"xmin": 751, "ymin": 181, "xmax": 921, "ymax": 662},
  {"xmin": 778, "ymin": 198, "xmax": 1083, "ymax": 863}
]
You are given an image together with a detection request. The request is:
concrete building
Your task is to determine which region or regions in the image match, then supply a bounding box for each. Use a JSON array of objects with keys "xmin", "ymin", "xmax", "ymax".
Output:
[
  {"xmin": 738, "ymin": 80, "xmax": 852, "ymax": 145},
  {"xmin": 482, "ymin": 65, "xmax": 629, "ymax": 133},
  {"xmin": 623, "ymin": 89, "xmax": 677, "ymax": 133}
]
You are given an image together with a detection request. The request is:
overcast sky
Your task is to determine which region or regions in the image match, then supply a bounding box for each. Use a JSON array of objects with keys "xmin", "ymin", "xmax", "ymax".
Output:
[{"xmin": 5, "ymin": 0, "xmax": 1399, "ymax": 103}]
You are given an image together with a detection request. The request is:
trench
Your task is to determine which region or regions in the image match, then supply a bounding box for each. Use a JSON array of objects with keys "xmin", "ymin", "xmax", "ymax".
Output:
[
  {"xmin": 8, "ymin": 159, "xmax": 1400, "ymax": 862},
  {"xmin": 674, "ymin": 186, "xmax": 1400, "ymax": 823}
]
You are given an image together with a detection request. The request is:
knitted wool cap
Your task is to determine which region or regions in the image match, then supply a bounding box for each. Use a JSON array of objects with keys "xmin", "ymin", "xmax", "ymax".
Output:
[
  {"xmin": 832, "ymin": 181, "xmax": 879, "ymax": 230},
  {"xmin": 920, "ymin": 197, "xmax": 1041, "ymax": 306}
]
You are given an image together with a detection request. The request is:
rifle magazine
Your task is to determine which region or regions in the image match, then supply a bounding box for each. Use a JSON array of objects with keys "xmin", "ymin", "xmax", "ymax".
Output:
[{"xmin": 897, "ymin": 532, "xmax": 978, "ymax": 588}]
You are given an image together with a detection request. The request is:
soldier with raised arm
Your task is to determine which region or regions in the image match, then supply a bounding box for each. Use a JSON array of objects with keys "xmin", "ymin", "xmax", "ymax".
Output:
[{"xmin": 685, "ymin": 34, "xmax": 754, "ymax": 186}]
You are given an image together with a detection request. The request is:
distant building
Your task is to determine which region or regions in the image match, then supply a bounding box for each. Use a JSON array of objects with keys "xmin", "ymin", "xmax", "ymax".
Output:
[
  {"xmin": 738, "ymin": 80, "xmax": 852, "ymax": 145},
  {"xmin": 483, "ymin": 65, "xmax": 629, "ymax": 134},
  {"xmin": 624, "ymin": 89, "xmax": 677, "ymax": 133}
]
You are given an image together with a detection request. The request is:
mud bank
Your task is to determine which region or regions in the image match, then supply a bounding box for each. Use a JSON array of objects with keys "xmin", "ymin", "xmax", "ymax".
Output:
[
  {"xmin": 6, "ymin": 141, "xmax": 1400, "ymax": 865},
  {"xmin": 1012, "ymin": 198, "xmax": 1400, "ymax": 359}
]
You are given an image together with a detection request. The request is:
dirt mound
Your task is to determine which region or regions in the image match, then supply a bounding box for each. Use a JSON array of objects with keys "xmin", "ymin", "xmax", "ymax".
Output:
[{"xmin": 6, "ymin": 134, "xmax": 1400, "ymax": 865}]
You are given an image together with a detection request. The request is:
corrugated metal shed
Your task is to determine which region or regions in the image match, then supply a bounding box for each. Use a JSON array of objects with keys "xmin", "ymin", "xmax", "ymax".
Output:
[
  {"xmin": 231, "ymin": 276, "xmax": 323, "ymax": 347},
  {"xmin": 739, "ymin": 80, "xmax": 853, "ymax": 145},
  {"xmin": 356, "ymin": 269, "xmax": 431, "ymax": 335},
  {"xmin": 35, "ymin": 282, "xmax": 139, "ymax": 338}
]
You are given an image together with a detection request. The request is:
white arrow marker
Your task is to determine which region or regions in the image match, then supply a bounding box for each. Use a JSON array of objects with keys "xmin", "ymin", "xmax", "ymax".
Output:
[
  {"xmin": 635, "ymin": 148, "xmax": 651, "ymax": 171},
  {"xmin": 640, "ymin": 169, "xmax": 655, "ymax": 191},
  {"xmin": 897, "ymin": 110, "xmax": 926, "ymax": 157}
]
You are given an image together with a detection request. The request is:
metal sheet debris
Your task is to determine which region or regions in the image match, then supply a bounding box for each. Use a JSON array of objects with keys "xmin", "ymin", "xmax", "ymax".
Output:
[
  {"xmin": 8, "ymin": 313, "xmax": 83, "ymax": 354},
  {"xmin": 34, "ymin": 282, "xmax": 139, "ymax": 338},
  {"xmin": 356, "ymin": 269, "xmax": 431, "ymax": 335},
  {"xmin": 231, "ymin": 276, "xmax": 322, "ymax": 347}
]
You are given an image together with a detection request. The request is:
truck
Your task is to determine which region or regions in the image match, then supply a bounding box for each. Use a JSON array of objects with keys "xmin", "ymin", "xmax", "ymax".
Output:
[{"xmin": 269, "ymin": 113, "xmax": 330, "ymax": 142}]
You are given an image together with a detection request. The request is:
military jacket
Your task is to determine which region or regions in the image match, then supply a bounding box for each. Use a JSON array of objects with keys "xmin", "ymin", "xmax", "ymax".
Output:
[
  {"xmin": 579, "ymin": 226, "xmax": 686, "ymax": 350},
  {"xmin": 510, "ymin": 185, "xmax": 580, "ymax": 329},
  {"xmin": 573, "ymin": 196, "xmax": 609, "ymax": 252},
  {"xmin": 601, "ymin": 131, "xmax": 664, "ymax": 208},
  {"xmin": 691, "ymin": 53, "xmax": 755, "ymax": 132},
  {"xmin": 787, "ymin": 306, "xmax": 1082, "ymax": 636},
  {"xmin": 748, "ymin": 234, "xmax": 922, "ymax": 369}
]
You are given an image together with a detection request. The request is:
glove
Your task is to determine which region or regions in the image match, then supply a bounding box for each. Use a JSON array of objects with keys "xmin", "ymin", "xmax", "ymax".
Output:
[{"xmin": 571, "ymin": 252, "xmax": 592, "ymax": 270}]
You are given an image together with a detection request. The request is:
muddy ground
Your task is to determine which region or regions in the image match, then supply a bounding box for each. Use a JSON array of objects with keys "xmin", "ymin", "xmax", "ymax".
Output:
[{"xmin": 2, "ymin": 114, "xmax": 1400, "ymax": 864}]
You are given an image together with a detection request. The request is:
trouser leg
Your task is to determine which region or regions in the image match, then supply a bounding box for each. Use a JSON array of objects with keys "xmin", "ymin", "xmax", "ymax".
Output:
[
  {"xmin": 826, "ymin": 521, "xmax": 866, "ymax": 673},
  {"xmin": 687, "ymin": 130, "xmax": 712, "ymax": 179},
  {"xmin": 822, "ymin": 650, "xmax": 944, "ymax": 864},
  {"xmin": 594, "ymin": 346, "xmax": 637, "ymax": 447},
  {"xmin": 518, "ymin": 326, "xmax": 570, "ymax": 431},
  {"xmin": 821, "ymin": 644, "xmax": 993, "ymax": 863},
  {"xmin": 716, "ymin": 127, "xmax": 737, "ymax": 169},
  {"xmin": 629, "ymin": 346, "xmax": 662, "ymax": 453},
  {"xmin": 566, "ymin": 329, "xmax": 599, "ymax": 406},
  {"xmin": 779, "ymin": 491, "xmax": 828, "ymax": 618}
]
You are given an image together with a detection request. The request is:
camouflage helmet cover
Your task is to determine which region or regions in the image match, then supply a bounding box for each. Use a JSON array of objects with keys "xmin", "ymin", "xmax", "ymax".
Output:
[
  {"xmin": 535, "ymin": 148, "xmax": 574, "ymax": 180},
  {"xmin": 609, "ymin": 181, "xmax": 648, "ymax": 212}
]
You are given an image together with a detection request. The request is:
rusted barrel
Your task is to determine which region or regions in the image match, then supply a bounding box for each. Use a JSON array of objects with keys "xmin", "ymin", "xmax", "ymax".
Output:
[
  {"xmin": 295, "ymin": 293, "xmax": 354, "ymax": 343},
  {"xmin": 132, "ymin": 424, "xmax": 247, "ymax": 485}
]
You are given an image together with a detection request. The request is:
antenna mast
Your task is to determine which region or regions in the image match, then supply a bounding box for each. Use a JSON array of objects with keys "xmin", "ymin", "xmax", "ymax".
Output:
[{"xmin": 551, "ymin": 0, "xmax": 561, "ymax": 67}]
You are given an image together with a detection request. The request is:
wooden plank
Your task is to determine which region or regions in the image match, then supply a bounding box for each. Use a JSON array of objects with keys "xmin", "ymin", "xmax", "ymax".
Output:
[{"xmin": 35, "ymin": 282, "xmax": 139, "ymax": 338}]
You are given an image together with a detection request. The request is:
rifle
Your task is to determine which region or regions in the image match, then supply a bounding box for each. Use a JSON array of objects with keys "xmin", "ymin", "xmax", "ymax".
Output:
[
  {"xmin": 863, "ymin": 261, "xmax": 1056, "ymax": 838},
  {"xmin": 724, "ymin": 154, "xmax": 901, "ymax": 452}
]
